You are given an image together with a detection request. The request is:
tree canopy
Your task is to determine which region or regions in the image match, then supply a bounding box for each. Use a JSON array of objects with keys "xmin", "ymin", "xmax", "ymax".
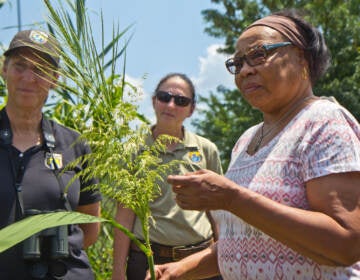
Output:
[{"xmin": 193, "ymin": 0, "xmax": 360, "ymax": 170}]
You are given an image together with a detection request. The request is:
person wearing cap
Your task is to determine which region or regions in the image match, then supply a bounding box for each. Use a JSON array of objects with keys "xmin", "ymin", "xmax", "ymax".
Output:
[
  {"xmin": 0, "ymin": 29, "xmax": 101, "ymax": 279},
  {"xmin": 145, "ymin": 9, "xmax": 360, "ymax": 280}
]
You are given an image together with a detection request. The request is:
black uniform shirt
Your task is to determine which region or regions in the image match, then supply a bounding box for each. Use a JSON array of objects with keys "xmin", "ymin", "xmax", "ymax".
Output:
[{"xmin": 0, "ymin": 109, "xmax": 102, "ymax": 280}]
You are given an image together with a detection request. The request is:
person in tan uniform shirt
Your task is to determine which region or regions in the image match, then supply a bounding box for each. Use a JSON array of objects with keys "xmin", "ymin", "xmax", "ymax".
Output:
[{"xmin": 112, "ymin": 73, "xmax": 223, "ymax": 280}]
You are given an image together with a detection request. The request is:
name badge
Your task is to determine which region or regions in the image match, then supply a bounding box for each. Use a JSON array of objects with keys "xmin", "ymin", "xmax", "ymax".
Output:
[{"xmin": 45, "ymin": 152, "xmax": 63, "ymax": 170}]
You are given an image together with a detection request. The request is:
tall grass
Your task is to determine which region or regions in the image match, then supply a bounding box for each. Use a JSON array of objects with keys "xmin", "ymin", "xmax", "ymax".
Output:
[
  {"xmin": 43, "ymin": 0, "xmax": 179, "ymax": 279},
  {"xmin": 0, "ymin": 1, "xmax": 179, "ymax": 279}
]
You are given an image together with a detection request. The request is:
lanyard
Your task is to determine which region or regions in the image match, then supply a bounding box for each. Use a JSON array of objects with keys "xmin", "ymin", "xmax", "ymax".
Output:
[
  {"xmin": 42, "ymin": 124, "xmax": 72, "ymax": 212},
  {"xmin": 0, "ymin": 109, "xmax": 72, "ymax": 220}
]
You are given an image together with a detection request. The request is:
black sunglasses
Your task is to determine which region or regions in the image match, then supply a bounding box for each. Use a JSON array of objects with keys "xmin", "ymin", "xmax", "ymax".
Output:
[
  {"xmin": 155, "ymin": 91, "xmax": 193, "ymax": 107},
  {"xmin": 225, "ymin": 42, "xmax": 292, "ymax": 74}
]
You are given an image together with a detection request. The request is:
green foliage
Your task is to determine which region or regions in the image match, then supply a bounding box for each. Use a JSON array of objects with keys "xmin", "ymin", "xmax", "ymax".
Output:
[
  {"xmin": 306, "ymin": 0, "xmax": 360, "ymax": 118},
  {"xmin": 42, "ymin": 0, "xmax": 137, "ymax": 128},
  {"xmin": 195, "ymin": 0, "xmax": 360, "ymax": 170},
  {"xmin": 0, "ymin": 1, "xmax": 179, "ymax": 279},
  {"xmin": 0, "ymin": 212, "xmax": 105, "ymax": 253},
  {"xmin": 0, "ymin": 210, "xmax": 151, "ymax": 277},
  {"xmin": 0, "ymin": 210, "xmax": 156, "ymax": 278},
  {"xmin": 87, "ymin": 198, "xmax": 116, "ymax": 279},
  {"xmin": 0, "ymin": 0, "xmax": 7, "ymax": 9},
  {"xmin": 42, "ymin": 1, "xmax": 178, "ymax": 279}
]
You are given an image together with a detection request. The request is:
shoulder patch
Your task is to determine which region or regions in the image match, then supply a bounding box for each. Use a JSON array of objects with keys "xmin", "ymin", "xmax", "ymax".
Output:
[{"xmin": 188, "ymin": 151, "xmax": 202, "ymax": 163}]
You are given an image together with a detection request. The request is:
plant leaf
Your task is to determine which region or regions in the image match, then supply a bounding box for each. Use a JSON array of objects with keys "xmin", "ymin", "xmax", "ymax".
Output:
[{"xmin": 0, "ymin": 211, "xmax": 105, "ymax": 253}]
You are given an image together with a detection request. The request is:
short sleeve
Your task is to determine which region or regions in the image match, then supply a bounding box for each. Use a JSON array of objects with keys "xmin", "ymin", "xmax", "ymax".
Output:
[
  {"xmin": 78, "ymin": 142, "xmax": 102, "ymax": 206},
  {"xmin": 300, "ymin": 105, "xmax": 360, "ymax": 181},
  {"xmin": 205, "ymin": 142, "xmax": 223, "ymax": 175}
]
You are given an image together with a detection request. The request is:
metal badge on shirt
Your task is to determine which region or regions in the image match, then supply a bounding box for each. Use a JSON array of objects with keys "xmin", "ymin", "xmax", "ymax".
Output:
[
  {"xmin": 44, "ymin": 152, "xmax": 63, "ymax": 170},
  {"xmin": 188, "ymin": 151, "xmax": 202, "ymax": 163}
]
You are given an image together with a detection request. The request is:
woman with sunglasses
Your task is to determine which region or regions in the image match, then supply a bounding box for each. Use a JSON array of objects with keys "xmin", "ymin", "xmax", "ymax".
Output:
[
  {"xmin": 112, "ymin": 73, "xmax": 223, "ymax": 280},
  {"xmin": 146, "ymin": 9, "xmax": 360, "ymax": 280}
]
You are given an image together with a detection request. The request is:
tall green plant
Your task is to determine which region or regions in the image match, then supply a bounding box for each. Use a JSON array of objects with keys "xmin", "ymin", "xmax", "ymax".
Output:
[
  {"xmin": 43, "ymin": 1, "xmax": 181, "ymax": 279},
  {"xmin": 0, "ymin": 1, "xmax": 179, "ymax": 279}
]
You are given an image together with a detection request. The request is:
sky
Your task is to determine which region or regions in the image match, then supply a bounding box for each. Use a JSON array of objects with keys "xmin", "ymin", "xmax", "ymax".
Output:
[{"xmin": 0, "ymin": 0, "xmax": 236, "ymax": 126}]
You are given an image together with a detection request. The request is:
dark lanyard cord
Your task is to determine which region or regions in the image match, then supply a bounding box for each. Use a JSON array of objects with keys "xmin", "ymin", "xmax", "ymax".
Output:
[
  {"xmin": 7, "ymin": 148, "xmax": 27, "ymax": 218},
  {"xmin": 0, "ymin": 111, "xmax": 73, "ymax": 218},
  {"xmin": 43, "ymin": 127, "xmax": 73, "ymax": 212},
  {"xmin": 47, "ymin": 146, "xmax": 72, "ymax": 212},
  {"xmin": 6, "ymin": 145, "xmax": 73, "ymax": 219}
]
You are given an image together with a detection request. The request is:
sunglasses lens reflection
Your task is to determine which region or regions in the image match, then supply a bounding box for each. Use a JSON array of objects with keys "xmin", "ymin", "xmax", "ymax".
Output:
[{"xmin": 156, "ymin": 91, "xmax": 192, "ymax": 107}]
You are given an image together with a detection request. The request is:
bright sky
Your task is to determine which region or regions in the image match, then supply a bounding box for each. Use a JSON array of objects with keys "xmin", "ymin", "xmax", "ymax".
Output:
[{"xmin": 0, "ymin": 0, "xmax": 236, "ymax": 125}]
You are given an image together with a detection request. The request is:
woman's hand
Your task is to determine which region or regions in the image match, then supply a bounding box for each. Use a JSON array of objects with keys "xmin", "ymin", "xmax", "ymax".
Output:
[
  {"xmin": 168, "ymin": 169, "xmax": 237, "ymax": 211},
  {"xmin": 145, "ymin": 245, "xmax": 220, "ymax": 280},
  {"xmin": 144, "ymin": 262, "xmax": 184, "ymax": 280}
]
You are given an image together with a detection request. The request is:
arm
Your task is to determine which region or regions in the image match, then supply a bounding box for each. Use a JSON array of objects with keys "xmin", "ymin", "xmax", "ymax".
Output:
[
  {"xmin": 305, "ymin": 172, "xmax": 360, "ymax": 265},
  {"xmin": 230, "ymin": 172, "xmax": 360, "ymax": 266},
  {"xmin": 112, "ymin": 203, "xmax": 136, "ymax": 280},
  {"xmin": 170, "ymin": 170, "xmax": 360, "ymax": 266},
  {"xmin": 145, "ymin": 243, "xmax": 220, "ymax": 280},
  {"xmin": 76, "ymin": 201, "xmax": 101, "ymax": 248}
]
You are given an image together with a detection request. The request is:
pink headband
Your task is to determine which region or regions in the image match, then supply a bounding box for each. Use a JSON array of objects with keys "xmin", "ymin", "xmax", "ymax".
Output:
[{"xmin": 246, "ymin": 15, "xmax": 307, "ymax": 49}]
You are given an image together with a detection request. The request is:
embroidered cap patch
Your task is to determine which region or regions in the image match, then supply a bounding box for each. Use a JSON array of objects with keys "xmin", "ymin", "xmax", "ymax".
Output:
[{"xmin": 29, "ymin": 30, "xmax": 49, "ymax": 45}]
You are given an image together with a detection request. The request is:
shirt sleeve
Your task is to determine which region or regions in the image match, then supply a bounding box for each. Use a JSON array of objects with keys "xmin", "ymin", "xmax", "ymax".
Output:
[
  {"xmin": 205, "ymin": 142, "xmax": 223, "ymax": 175},
  {"xmin": 300, "ymin": 105, "xmax": 360, "ymax": 181},
  {"xmin": 78, "ymin": 141, "xmax": 102, "ymax": 206}
]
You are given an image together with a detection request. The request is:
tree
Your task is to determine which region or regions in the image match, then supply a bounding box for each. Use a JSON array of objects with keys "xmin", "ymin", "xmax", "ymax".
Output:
[
  {"xmin": 194, "ymin": 0, "xmax": 360, "ymax": 171},
  {"xmin": 195, "ymin": 86, "xmax": 262, "ymax": 170}
]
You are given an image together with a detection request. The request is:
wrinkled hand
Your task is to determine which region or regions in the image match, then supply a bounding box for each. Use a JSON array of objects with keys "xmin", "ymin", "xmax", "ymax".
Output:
[
  {"xmin": 144, "ymin": 262, "xmax": 184, "ymax": 280},
  {"xmin": 168, "ymin": 169, "xmax": 235, "ymax": 211}
]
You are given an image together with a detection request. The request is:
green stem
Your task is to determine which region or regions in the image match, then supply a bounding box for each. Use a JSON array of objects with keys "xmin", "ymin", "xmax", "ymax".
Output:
[
  {"xmin": 108, "ymin": 217, "xmax": 155, "ymax": 279},
  {"xmin": 141, "ymin": 214, "xmax": 156, "ymax": 280},
  {"xmin": 107, "ymin": 218, "xmax": 147, "ymax": 252},
  {"xmin": 147, "ymin": 253, "xmax": 156, "ymax": 280}
]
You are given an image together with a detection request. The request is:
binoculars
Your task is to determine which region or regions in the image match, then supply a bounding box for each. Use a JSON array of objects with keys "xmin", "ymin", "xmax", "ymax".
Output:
[{"xmin": 22, "ymin": 209, "xmax": 69, "ymax": 260}]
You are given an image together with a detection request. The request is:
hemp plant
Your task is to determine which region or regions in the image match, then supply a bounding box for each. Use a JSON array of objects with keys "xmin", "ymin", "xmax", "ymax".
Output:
[{"xmin": 0, "ymin": 1, "xmax": 179, "ymax": 279}]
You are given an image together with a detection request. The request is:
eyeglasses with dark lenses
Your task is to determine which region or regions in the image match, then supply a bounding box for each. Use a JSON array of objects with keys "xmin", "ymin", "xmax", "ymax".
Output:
[
  {"xmin": 225, "ymin": 42, "xmax": 292, "ymax": 75},
  {"xmin": 155, "ymin": 91, "xmax": 193, "ymax": 107}
]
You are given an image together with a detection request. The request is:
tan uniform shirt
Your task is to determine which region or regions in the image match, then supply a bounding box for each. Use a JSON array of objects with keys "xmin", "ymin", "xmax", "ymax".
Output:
[{"xmin": 133, "ymin": 128, "xmax": 223, "ymax": 246}]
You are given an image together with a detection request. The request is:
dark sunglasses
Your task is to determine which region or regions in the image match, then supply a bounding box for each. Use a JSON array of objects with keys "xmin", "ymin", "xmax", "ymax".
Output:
[
  {"xmin": 155, "ymin": 91, "xmax": 193, "ymax": 107},
  {"xmin": 225, "ymin": 41, "xmax": 292, "ymax": 74}
]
